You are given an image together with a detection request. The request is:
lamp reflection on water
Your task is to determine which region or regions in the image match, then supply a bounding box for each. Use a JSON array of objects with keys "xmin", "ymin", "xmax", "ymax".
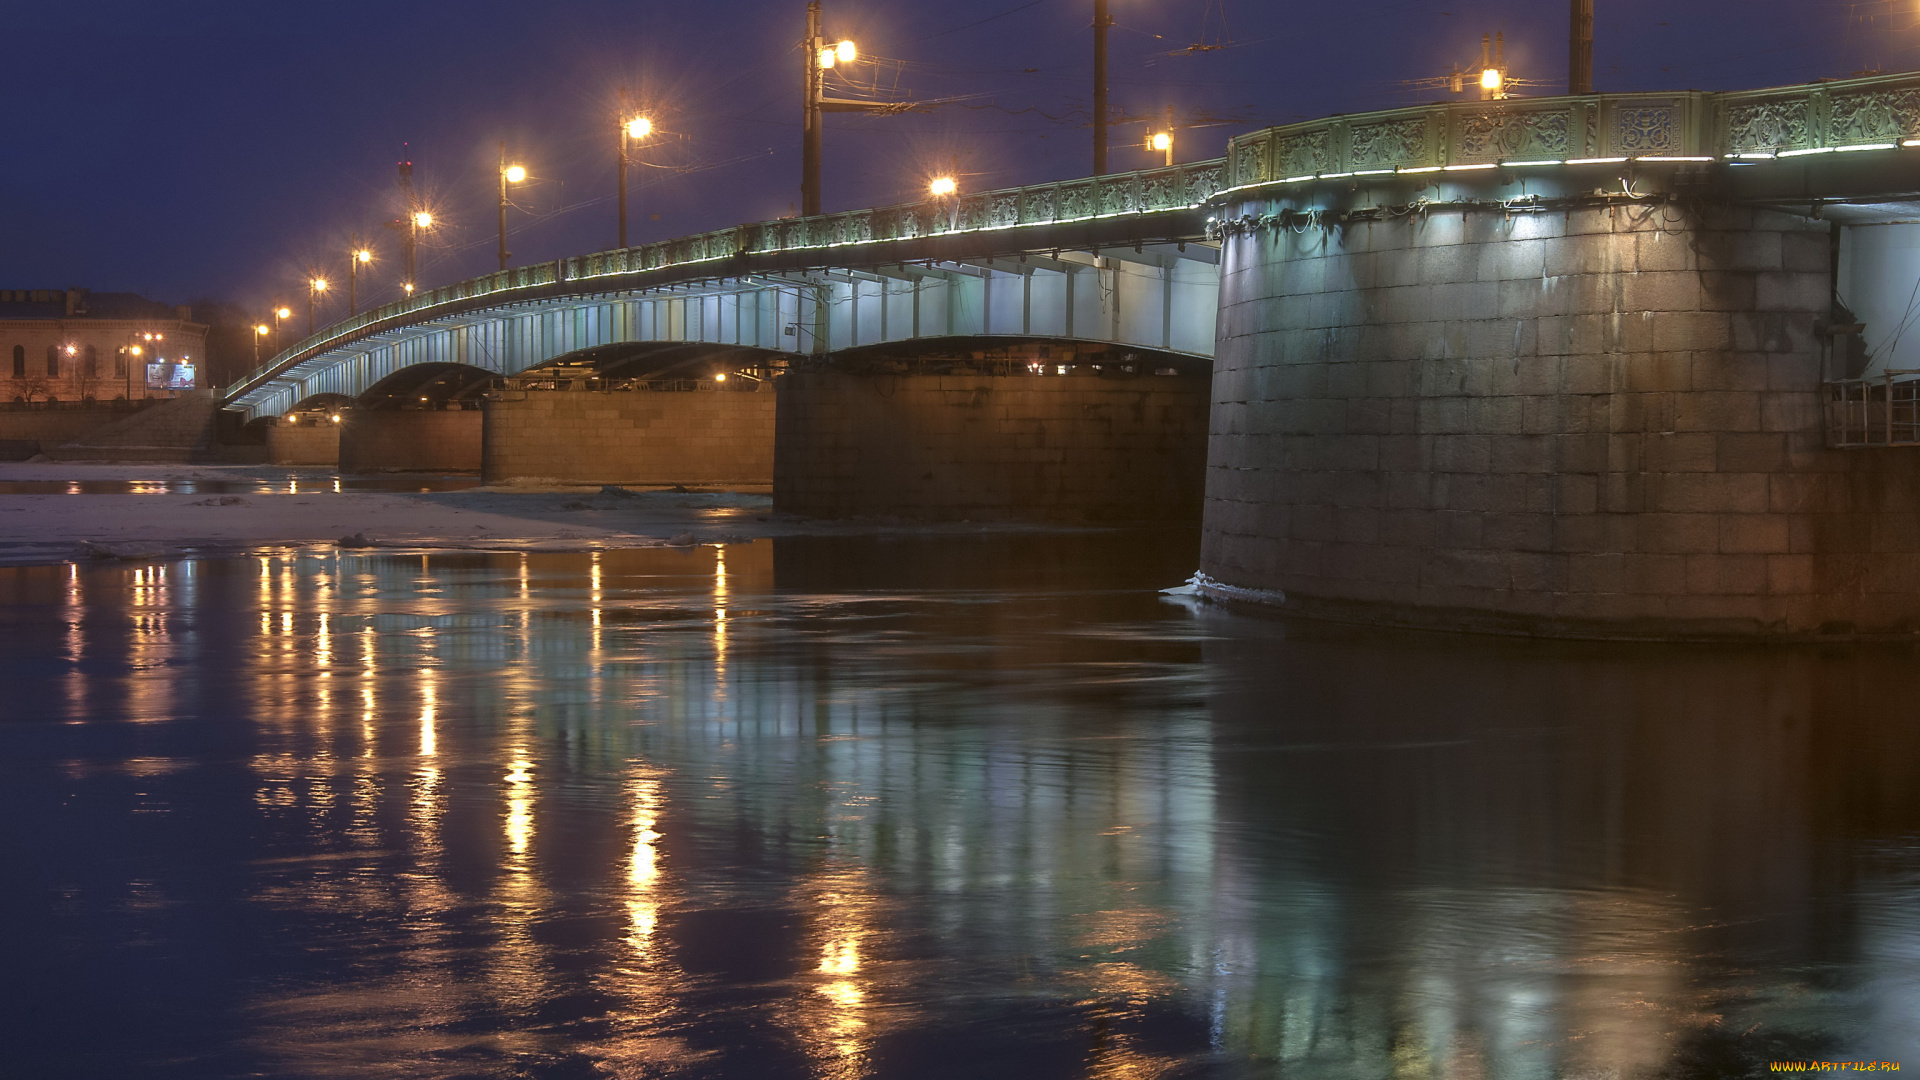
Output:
[{"xmin": 625, "ymin": 772, "xmax": 665, "ymax": 954}]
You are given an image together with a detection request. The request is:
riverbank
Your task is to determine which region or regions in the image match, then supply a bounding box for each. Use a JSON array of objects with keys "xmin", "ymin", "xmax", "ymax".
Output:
[{"xmin": 0, "ymin": 463, "xmax": 1076, "ymax": 567}]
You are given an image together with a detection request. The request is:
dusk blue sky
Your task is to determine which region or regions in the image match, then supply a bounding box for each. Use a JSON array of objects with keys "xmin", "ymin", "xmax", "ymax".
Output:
[{"xmin": 2, "ymin": 0, "xmax": 1905, "ymax": 317}]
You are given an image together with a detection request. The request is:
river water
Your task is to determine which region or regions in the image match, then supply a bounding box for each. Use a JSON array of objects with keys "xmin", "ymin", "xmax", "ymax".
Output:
[{"xmin": 3, "ymin": 532, "xmax": 1916, "ymax": 1078}]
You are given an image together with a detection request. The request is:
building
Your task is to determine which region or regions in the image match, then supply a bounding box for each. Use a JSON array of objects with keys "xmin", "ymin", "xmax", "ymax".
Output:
[{"xmin": 1, "ymin": 288, "xmax": 208, "ymax": 403}]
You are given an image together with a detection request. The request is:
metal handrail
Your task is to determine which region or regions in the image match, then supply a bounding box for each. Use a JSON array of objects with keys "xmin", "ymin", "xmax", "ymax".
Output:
[{"xmin": 1825, "ymin": 369, "xmax": 1920, "ymax": 447}]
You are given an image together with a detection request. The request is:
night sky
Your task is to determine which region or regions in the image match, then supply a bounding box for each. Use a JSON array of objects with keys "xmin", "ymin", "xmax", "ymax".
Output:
[{"xmin": 2, "ymin": 0, "xmax": 1903, "ymax": 318}]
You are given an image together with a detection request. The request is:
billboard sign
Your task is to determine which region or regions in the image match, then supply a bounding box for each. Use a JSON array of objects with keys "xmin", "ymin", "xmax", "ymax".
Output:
[{"xmin": 145, "ymin": 362, "xmax": 196, "ymax": 390}]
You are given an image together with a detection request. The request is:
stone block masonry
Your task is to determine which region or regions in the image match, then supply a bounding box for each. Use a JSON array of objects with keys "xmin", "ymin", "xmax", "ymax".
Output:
[
  {"xmin": 775, "ymin": 369, "xmax": 1209, "ymax": 522},
  {"xmin": 1203, "ymin": 201, "xmax": 1920, "ymax": 638},
  {"xmin": 339, "ymin": 410, "xmax": 481, "ymax": 473},
  {"xmin": 482, "ymin": 386, "xmax": 774, "ymax": 487},
  {"xmin": 268, "ymin": 422, "xmax": 339, "ymax": 466}
]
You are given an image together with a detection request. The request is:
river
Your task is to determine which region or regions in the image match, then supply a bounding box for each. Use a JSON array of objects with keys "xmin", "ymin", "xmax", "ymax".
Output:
[{"xmin": 2, "ymin": 531, "xmax": 1915, "ymax": 1077}]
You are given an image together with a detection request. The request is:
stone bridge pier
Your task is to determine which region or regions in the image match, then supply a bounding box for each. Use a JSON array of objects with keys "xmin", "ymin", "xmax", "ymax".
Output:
[
  {"xmin": 774, "ymin": 343, "xmax": 1210, "ymax": 522},
  {"xmin": 1199, "ymin": 194, "xmax": 1920, "ymax": 637}
]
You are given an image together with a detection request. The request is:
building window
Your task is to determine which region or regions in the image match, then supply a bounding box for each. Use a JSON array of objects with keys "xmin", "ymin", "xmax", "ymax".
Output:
[
  {"xmin": 9, "ymin": 345, "xmax": 21, "ymax": 379},
  {"xmin": 84, "ymin": 344, "xmax": 98, "ymax": 377},
  {"xmin": 45, "ymin": 344, "xmax": 59, "ymax": 378}
]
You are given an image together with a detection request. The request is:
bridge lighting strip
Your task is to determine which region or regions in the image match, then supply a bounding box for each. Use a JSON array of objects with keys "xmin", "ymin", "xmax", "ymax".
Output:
[
  {"xmin": 1837, "ymin": 142, "xmax": 1899, "ymax": 152},
  {"xmin": 1777, "ymin": 146, "xmax": 1834, "ymax": 157},
  {"xmin": 1564, "ymin": 157, "xmax": 1629, "ymax": 165},
  {"xmin": 1443, "ymin": 163, "xmax": 1497, "ymax": 171},
  {"xmin": 1633, "ymin": 156, "xmax": 1714, "ymax": 162}
]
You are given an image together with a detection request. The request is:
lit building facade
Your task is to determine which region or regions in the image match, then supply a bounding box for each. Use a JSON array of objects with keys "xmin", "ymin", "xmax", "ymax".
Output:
[{"xmin": 1, "ymin": 288, "xmax": 208, "ymax": 402}]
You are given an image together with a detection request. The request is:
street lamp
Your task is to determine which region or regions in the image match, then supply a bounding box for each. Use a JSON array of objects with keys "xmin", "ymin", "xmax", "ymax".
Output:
[
  {"xmin": 254, "ymin": 323, "xmax": 270, "ymax": 365},
  {"xmin": 126, "ymin": 341, "xmax": 143, "ymax": 399},
  {"xmin": 498, "ymin": 143, "xmax": 526, "ymax": 271},
  {"xmin": 273, "ymin": 305, "xmax": 291, "ymax": 354},
  {"xmin": 801, "ymin": 1, "xmax": 873, "ymax": 216},
  {"xmin": 349, "ymin": 244, "xmax": 372, "ymax": 316},
  {"xmin": 929, "ymin": 174, "xmax": 960, "ymax": 230},
  {"xmin": 618, "ymin": 107, "xmax": 653, "ymax": 249},
  {"xmin": 1149, "ymin": 131, "xmax": 1173, "ymax": 167},
  {"xmin": 405, "ymin": 210, "xmax": 433, "ymax": 293},
  {"xmin": 308, "ymin": 277, "xmax": 329, "ymax": 335}
]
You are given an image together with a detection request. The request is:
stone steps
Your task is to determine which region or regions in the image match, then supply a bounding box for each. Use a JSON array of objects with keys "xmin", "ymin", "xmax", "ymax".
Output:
[{"xmin": 49, "ymin": 390, "xmax": 222, "ymax": 463}]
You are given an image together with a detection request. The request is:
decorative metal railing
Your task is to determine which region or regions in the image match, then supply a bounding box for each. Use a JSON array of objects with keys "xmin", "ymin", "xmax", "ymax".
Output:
[
  {"xmin": 1220, "ymin": 69, "xmax": 1920, "ymax": 188},
  {"xmin": 1826, "ymin": 373, "xmax": 1920, "ymax": 447}
]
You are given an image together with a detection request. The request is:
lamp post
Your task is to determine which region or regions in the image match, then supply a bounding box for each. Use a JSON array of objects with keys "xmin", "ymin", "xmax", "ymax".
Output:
[
  {"xmin": 618, "ymin": 109, "xmax": 651, "ymax": 249},
  {"xmin": 308, "ymin": 277, "xmax": 328, "ymax": 336},
  {"xmin": 1570, "ymin": 0, "xmax": 1594, "ymax": 94},
  {"xmin": 273, "ymin": 305, "xmax": 291, "ymax": 354},
  {"xmin": 125, "ymin": 339, "xmax": 142, "ymax": 399},
  {"xmin": 405, "ymin": 211, "xmax": 432, "ymax": 293},
  {"xmin": 801, "ymin": 1, "xmax": 860, "ymax": 216},
  {"xmin": 498, "ymin": 144, "xmax": 525, "ymax": 272},
  {"xmin": 253, "ymin": 323, "xmax": 270, "ymax": 366},
  {"xmin": 349, "ymin": 244, "xmax": 372, "ymax": 315},
  {"xmin": 929, "ymin": 174, "xmax": 959, "ymax": 231}
]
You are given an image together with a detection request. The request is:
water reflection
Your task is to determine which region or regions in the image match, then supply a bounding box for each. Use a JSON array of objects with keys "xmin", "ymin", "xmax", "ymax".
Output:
[
  {"xmin": 1, "ymin": 533, "xmax": 1917, "ymax": 1078},
  {"xmin": 0, "ymin": 472, "xmax": 482, "ymax": 496}
]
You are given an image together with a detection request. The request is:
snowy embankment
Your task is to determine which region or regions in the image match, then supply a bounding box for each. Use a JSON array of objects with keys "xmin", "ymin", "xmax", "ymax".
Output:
[{"xmin": 0, "ymin": 463, "xmax": 1067, "ymax": 567}]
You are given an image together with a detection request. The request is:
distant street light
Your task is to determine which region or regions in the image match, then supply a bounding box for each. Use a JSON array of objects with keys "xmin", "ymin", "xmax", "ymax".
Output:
[
  {"xmin": 1150, "ymin": 131, "xmax": 1173, "ymax": 167},
  {"xmin": 1479, "ymin": 32, "xmax": 1507, "ymax": 100},
  {"xmin": 349, "ymin": 244, "xmax": 373, "ymax": 315},
  {"xmin": 273, "ymin": 306, "xmax": 291, "ymax": 354},
  {"xmin": 619, "ymin": 105, "xmax": 654, "ymax": 249},
  {"xmin": 404, "ymin": 210, "xmax": 433, "ymax": 294},
  {"xmin": 928, "ymin": 176, "xmax": 957, "ymax": 197},
  {"xmin": 498, "ymin": 143, "xmax": 526, "ymax": 271},
  {"xmin": 253, "ymin": 323, "xmax": 270, "ymax": 365},
  {"xmin": 308, "ymin": 277, "xmax": 329, "ymax": 336}
]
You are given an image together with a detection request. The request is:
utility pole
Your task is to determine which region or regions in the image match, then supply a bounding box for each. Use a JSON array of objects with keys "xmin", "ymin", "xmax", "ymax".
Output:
[
  {"xmin": 799, "ymin": 3, "xmax": 912, "ymax": 217},
  {"xmin": 1093, "ymin": 0, "xmax": 1111, "ymax": 175},
  {"xmin": 497, "ymin": 141, "xmax": 511, "ymax": 272},
  {"xmin": 398, "ymin": 152, "xmax": 418, "ymax": 290},
  {"xmin": 1570, "ymin": 0, "xmax": 1594, "ymax": 94},
  {"xmin": 802, "ymin": 0, "xmax": 824, "ymax": 216},
  {"xmin": 619, "ymin": 91, "xmax": 633, "ymax": 248}
]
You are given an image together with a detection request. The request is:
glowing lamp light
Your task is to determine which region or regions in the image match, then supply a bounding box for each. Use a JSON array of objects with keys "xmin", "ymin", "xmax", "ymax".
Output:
[
  {"xmin": 818, "ymin": 46, "xmax": 836, "ymax": 69},
  {"xmin": 129, "ymin": 345, "xmax": 142, "ymax": 357},
  {"xmin": 929, "ymin": 176, "xmax": 958, "ymax": 197},
  {"xmin": 404, "ymin": 282, "xmax": 415, "ymax": 294},
  {"xmin": 714, "ymin": 372, "xmax": 728, "ymax": 383},
  {"xmin": 355, "ymin": 249, "xmax": 372, "ymax": 264},
  {"xmin": 626, "ymin": 116, "xmax": 651, "ymax": 140},
  {"xmin": 413, "ymin": 211, "xmax": 433, "ymax": 228},
  {"xmin": 311, "ymin": 278, "xmax": 328, "ymax": 292},
  {"xmin": 285, "ymin": 414, "xmax": 296, "ymax": 424},
  {"xmin": 1151, "ymin": 132, "xmax": 1172, "ymax": 152},
  {"xmin": 504, "ymin": 164, "xmax": 526, "ymax": 183},
  {"xmin": 1481, "ymin": 67, "xmax": 1503, "ymax": 92},
  {"xmin": 329, "ymin": 414, "xmax": 341, "ymax": 424},
  {"xmin": 835, "ymin": 40, "xmax": 856, "ymax": 63},
  {"xmin": 64, "ymin": 344, "xmax": 76, "ymax": 355},
  {"xmin": 255, "ymin": 325, "xmax": 270, "ymax": 336},
  {"xmin": 276, "ymin": 307, "xmax": 291, "ymax": 319}
]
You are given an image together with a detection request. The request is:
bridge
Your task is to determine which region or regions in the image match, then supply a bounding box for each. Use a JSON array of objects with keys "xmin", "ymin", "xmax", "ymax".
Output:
[{"xmin": 230, "ymin": 70, "xmax": 1920, "ymax": 636}]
